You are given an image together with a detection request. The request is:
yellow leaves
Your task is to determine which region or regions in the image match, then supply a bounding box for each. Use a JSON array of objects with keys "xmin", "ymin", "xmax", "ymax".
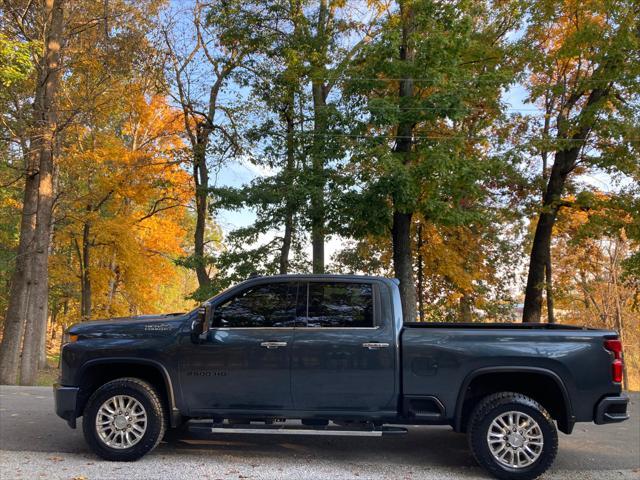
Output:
[
  {"xmin": 526, "ymin": 0, "xmax": 616, "ymax": 94},
  {"xmin": 0, "ymin": 196, "xmax": 21, "ymax": 210},
  {"xmin": 416, "ymin": 222, "xmax": 489, "ymax": 296}
]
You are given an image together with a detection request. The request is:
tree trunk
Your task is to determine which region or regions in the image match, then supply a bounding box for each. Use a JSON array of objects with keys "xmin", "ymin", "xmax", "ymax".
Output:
[
  {"xmin": 545, "ymin": 253, "xmax": 555, "ymax": 323},
  {"xmin": 391, "ymin": 1, "xmax": 417, "ymax": 324},
  {"xmin": 523, "ymin": 206, "xmax": 559, "ymax": 322},
  {"xmin": 279, "ymin": 98, "xmax": 296, "ymax": 275},
  {"xmin": 80, "ymin": 222, "xmax": 91, "ymax": 319},
  {"xmin": 19, "ymin": 0, "xmax": 64, "ymax": 385},
  {"xmin": 0, "ymin": 0, "xmax": 64, "ymax": 385},
  {"xmin": 193, "ymin": 135, "xmax": 210, "ymax": 288},
  {"xmin": 523, "ymin": 86, "xmax": 608, "ymax": 322},
  {"xmin": 416, "ymin": 223, "xmax": 424, "ymax": 322},
  {"xmin": 39, "ymin": 164, "xmax": 58, "ymax": 369},
  {"xmin": 38, "ymin": 315, "xmax": 48, "ymax": 369},
  {"xmin": 280, "ymin": 214, "xmax": 293, "ymax": 274},
  {"xmin": 310, "ymin": 80, "xmax": 327, "ymax": 274},
  {"xmin": 50, "ymin": 306, "xmax": 58, "ymax": 340},
  {"xmin": 106, "ymin": 250, "xmax": 118, "ymax": 314},
  {"xmin": 392, "ymin": 211, "xmax": 417, "ymax": 323},
  {"xmin": 523, "ymin": 144, "xmax": 582, "ymax": 322},
  {"xmin": 460, "ymin": 294, "xmax": 473, "ymax": 322},
  {"xmin": 541, "ymin": 101, "xmax": 555, "ymax": 324},
  {"xmin": 0, "ymin": 158, "xmax": 39, "ymax": 384},
  {"xmin": 308, "ymin": 0, "xmax": 329, "ymax": 274}
]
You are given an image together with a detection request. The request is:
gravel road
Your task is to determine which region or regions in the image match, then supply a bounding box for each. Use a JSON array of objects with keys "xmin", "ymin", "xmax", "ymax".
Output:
[{"xmin": 1, "ymin": 386, "xmax": 638, "ymax": 480}]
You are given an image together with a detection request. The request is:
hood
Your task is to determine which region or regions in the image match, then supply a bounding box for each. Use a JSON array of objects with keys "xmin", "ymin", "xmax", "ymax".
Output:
[{"xmin": 67, "ymin": 312, "xmax": 189, "ymax": 339}]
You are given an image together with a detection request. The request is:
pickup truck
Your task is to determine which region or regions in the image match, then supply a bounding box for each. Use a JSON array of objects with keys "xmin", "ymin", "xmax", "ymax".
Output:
[{"xmin": 55, "ymin": 274, "xmax": 629, "ymax": 480}]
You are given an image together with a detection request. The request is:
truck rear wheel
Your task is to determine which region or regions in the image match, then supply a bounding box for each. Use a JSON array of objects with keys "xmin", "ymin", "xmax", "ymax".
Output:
[
  {"xmin": 467, "ymin": 392, "xmax": 558, "ymax": 480},
  {"xmin": 82, "ymin": 377, "xmax": 166, "ymax": 461}
]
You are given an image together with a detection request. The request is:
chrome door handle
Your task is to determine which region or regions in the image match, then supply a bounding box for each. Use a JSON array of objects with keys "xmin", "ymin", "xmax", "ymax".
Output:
[
  {"xmin": 362, "ymin": 342, "xmax": 390, "ymax": 350},
  {"xmin": 260, "ymin": 341, "xmax": 288, "ymax": 349}
]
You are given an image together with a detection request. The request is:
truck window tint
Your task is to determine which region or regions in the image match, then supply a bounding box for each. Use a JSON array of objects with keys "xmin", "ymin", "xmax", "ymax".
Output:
[
  {"xmin": 304, "ymin": 282, "xmax": 374, "ymax": 328},
  {"xmin": 213, "ymin": 282, "xmax": 296, "ymax": 328}
]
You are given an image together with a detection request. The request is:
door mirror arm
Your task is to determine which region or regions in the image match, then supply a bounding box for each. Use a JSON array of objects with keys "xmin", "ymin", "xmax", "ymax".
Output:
[{"xmin": 191, "ymin": 303, "xmax": 213, "ymax": 343}]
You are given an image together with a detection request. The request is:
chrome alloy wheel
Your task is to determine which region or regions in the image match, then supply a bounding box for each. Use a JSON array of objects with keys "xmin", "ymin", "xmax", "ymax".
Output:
[
  {"xmin": 95, "ymin": 395, "xmax": 147, "ymax": 449},
  {"xmin": 487, "ymin": 411, "xmax": 544, "ymax": 469}
]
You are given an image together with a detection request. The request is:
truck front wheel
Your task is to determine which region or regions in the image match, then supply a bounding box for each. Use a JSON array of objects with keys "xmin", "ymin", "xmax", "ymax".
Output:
[
  {"xmin": 82, "ymin": 378, "xmax": 166, "ymax": 461},
  {"xmin": 467, "ymin": 392, "xmax": 558, "ymax": 480}
]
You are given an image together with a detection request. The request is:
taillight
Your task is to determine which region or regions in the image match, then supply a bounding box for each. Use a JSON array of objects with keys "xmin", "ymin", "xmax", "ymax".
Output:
[{"xmin": 604, "ymin": 339, "xmax": 624, "ymax": 383}]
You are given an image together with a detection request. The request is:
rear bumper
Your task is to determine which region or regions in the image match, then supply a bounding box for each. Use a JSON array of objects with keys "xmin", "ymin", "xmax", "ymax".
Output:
[
  {"xmin": 53, "ymin": 383, "xmax": 79, "ymax": 429},
  {"xmin": 594, "ymin": 395, "xmax": 629, "ymax": 424}
]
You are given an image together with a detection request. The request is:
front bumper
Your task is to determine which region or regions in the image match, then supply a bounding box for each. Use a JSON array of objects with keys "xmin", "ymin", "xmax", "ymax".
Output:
[
  {"xmin": 594, "ymin": 395, "xmax": 629, "ymax": 424},
  {"xmin": 53, "ymin": 383, "xmax": 79, "ymax": 429}
]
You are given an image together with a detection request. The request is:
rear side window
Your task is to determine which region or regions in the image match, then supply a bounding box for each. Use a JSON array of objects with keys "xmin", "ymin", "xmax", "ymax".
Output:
[
  {"xmin": 301, "ymin": 282, "xmax": 374, "ymax": 328},
  {"xmin": 212, "ymin": 282, "xmax": 297, "ymax": 328}
]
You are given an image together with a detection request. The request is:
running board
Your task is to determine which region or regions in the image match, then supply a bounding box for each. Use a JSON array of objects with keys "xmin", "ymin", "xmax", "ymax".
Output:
[{"xmin": 189, "ymin": 423, "xmax": 407, "ymax": 437}]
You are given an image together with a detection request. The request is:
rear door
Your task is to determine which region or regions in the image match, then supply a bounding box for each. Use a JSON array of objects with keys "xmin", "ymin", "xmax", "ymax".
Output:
[{"xmin": 290, "ymin": 280, "xmax": 396, "ymax": 412}]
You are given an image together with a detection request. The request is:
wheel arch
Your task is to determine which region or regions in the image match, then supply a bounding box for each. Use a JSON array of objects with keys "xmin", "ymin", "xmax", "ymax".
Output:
[
  {"xmin": 75, "ymin": 358, "xmax": 180, "ymax": 427},
  {"xmin": 454, "ymin": 366, "xmax": 574, "ymax": 434}
]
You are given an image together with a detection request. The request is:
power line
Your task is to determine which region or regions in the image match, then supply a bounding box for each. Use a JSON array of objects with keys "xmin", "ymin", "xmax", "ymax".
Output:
[
  {"xmin": 307, "ymin": 76, "xmax": 634, "ymax": 84},
  {"xmin": 281, "ymin": 131, "xmax": 640, "ymax": 142},
  {"xmin": 314, "ymin": 105, "xmax": 545, "ymax": 113}
]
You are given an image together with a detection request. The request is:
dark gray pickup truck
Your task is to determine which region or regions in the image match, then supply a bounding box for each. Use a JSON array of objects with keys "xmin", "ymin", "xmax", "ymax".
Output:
[{"xmin": 55, "ymin": 274, "xmax": 629, "ymax": 480}]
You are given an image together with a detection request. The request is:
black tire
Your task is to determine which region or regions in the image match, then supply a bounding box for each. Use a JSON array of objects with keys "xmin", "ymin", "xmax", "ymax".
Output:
[
  {"xmin": 467, "ymin": 392, "xmax": 558, "ymax": 480},
  {"xmin": 82, "ymin": 377, "xmax": 166, "ymax": 461}
]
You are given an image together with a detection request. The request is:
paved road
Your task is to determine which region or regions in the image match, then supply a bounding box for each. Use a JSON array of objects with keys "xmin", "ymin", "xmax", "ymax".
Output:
[{"xmin": 0, "ymin": 386, "xmax": 638, "ymax": 480}]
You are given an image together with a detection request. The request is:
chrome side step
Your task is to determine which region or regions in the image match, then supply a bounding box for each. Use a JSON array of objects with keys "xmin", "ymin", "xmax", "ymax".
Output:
[{"xmin": 189, "ymin": 423, "xmax": 407, "ymax": 437}]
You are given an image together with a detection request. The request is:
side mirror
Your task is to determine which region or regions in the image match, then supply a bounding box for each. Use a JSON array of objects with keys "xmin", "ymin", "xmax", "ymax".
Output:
[{"xmin": 191, "ymin": 303, "xmax": 212, "ymax": 343}]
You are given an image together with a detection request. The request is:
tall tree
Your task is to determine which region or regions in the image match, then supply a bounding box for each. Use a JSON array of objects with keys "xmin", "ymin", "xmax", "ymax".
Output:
[
  {"xmin": 522, "ymin": 0, "xmax": 640, "ymax": 322},
  {"xmin": 391, "ymin": 0, "xmax": 418, "ymax": 322},
  {"xmin": 300, "ymin": 1, "xmax": 382, "ymax": 273},
  {"xmin": 206, "ymin": 0, "xmax": 309, "ymax": 284},
  {"xmin": 342, "ymin": 0, "xmax": 520, "ymax": 322},
  {"xmin": 203, "ymin": 0, "xmax": 382, "ymax": 283},
  {"xmin": 0, "ymin": 31, "xmax": 33, "ymax": 328},
  {"xmin": 0, "ymin": 0, "xmax": 65, "ymax": 385},
  {"xmin": 162, "ymin": 0, "xmax": 248, "ymax": 296},
  {"xmin": 210, "ymin": 73, "xmax": 309, "ymax": 284}
]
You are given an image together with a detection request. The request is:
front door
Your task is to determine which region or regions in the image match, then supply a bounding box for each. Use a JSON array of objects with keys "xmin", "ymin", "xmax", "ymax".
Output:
[
  {"xmin": 180, "ymin": 280, "xmax": 298, "ymax": 411},
  {"xmin": 291, "ymin": 280, "xmax": 396, "ymax": 412}
]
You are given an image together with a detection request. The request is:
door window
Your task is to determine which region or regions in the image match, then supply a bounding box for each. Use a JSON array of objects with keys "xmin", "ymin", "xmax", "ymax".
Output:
[
  {"xmin": 212, "ymin": 282, "xmax": 297, "ymax": 328},
  {"xmin": 301, "ymin": 282, "xmax": 374, "ymax": 328}
]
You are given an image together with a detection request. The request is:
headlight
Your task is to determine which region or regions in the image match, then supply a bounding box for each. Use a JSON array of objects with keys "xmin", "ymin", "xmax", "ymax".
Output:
[
  {"xmin": 61, "ymin": 331, "xmax": 78, "ymax": 345},
  {"xmin": 59, "ymin": 331, "xmax": 77, "ymax": 369}
]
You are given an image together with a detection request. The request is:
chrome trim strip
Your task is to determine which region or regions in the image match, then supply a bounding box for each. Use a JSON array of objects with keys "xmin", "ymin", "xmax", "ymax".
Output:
[
  {"xmin": 210, "ymin": 327, "xmax": 296, "ymax": 331},
  {"xmin": 209, "ymin": 326, "xmax": 382, "ymax": 331},
  {"xmin": 209, "ymin": 427, "xmax": 384, "ymax": 437},
  {"xmin": 295, "ymin": 326, "xmax": 382, "ymax": 330}
]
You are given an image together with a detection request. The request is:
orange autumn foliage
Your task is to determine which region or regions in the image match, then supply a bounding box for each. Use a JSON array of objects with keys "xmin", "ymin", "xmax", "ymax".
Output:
[
  {"xmin": 550, "ymin": 197, "xmax": 639, "ymax": 390},
  {"xmin": 50, "ymin": 92, "xmax": 197, "ymax": 325}
]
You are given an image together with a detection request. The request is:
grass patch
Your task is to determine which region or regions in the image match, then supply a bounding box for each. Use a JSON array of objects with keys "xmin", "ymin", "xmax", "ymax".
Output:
[
  {"xmin": 35, "ymin": 354, "xmax": 60, "ymax": 386},
  {"xmin": 35, "ymin": 366, "xmax": 58, "ymax": 386}
]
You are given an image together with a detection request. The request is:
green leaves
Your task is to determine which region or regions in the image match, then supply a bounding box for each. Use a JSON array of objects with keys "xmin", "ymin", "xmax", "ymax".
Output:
[
  {"xmin": 344, "ymin": 0, "xmax": 519, "ymax": 229},
  {"xmin": 0, "ymin": 34, "xmax": 32, "ymax": 88}
]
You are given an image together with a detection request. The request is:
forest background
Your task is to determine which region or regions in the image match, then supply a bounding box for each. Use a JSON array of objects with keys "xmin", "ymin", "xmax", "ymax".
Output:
[{"xmin": 0, "ymin": 0, "xmax": 638, "ymax": 389}]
